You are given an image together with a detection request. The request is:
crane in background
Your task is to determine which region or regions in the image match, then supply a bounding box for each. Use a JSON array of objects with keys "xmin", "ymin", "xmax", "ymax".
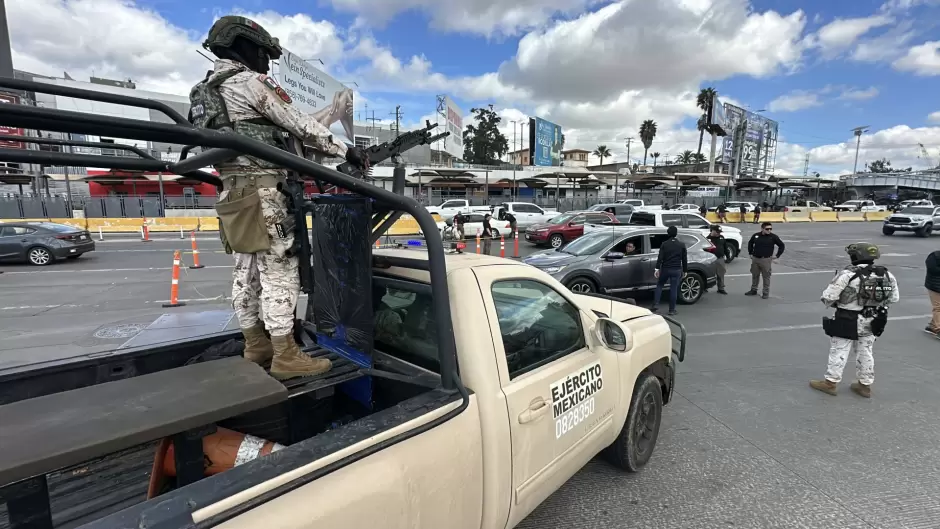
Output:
[{"xmin": 918, "ymin": 143, "xmax": 937, "ymax": 170}]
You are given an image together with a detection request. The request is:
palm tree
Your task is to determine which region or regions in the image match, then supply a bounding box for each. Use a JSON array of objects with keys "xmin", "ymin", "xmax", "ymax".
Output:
[
  {"xmin": 593, "ymin": 145, "xmax": 612, "ymax": 166},
  {"xmin": 676, "ymin": 150, "xmax": 695, "ymax": 164},
  {"xmin": 652, "ymin": 152, "xmax": 661, "ymax": 168},
  {"xmin": 696, "ymin": 87, "xmax": 717, "ymax": 159},
  {"xmin": 639, "ymin": 119, "xmax": 657, "ymax": 165},
  {"xmin": 692, "ymin": 152, "xmax": 707, "ymax": 164}
]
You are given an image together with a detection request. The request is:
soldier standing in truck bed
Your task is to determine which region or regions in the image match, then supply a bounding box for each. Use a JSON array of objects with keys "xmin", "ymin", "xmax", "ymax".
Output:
[{"xmin": 190, "ymin": 16, "xmax": 368, "ymax": 380}]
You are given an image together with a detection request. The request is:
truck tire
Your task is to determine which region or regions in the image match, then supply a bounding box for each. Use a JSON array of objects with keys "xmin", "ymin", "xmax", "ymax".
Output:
[
  {"xmin": 606, "ymin": 374, "xmax": 663, "ymax": 472},
  {"xmin": 882, "ymin": 226, "xmax": 894, "ymax": 236},
  {"xmin": 916, "ymin": 224, "xmax": 932, "ymax": 238}
]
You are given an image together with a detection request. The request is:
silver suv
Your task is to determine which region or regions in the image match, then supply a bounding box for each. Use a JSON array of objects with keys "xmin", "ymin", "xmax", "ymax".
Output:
[
  {"xmin": 523, "ymin": 226, "xmax": 719, "ymax": 305},
  {"xmin": 883, "ymin": 206, "xmax": 940, "ymax": 237}
]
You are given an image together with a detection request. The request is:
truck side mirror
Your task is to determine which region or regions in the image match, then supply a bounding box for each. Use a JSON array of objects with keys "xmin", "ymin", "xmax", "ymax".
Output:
[{"xmin": 594, "ymin": 318, "xmax": 631, "ymax": 352}]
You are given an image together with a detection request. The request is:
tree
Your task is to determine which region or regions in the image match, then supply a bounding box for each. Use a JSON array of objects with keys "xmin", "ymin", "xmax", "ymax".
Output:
[
  {"xmin": 652, "ymin": 152, "xmax": 661, "ymax": 168},
  {"xmin": 676, "ymin": 150, "xmax": 695, "ymax": 164},
  {"xmin": 866, "ymin": 158, "xmax": 912, "ymax": 173},
  {"xmin": 593, "ymin": 145, "xmax": 612, "ymax": 166},
  {"xmin": 696, "ymin": 87, "xmax": 717, "ymax": 159},
  {"xmin": 462, "ymin": 106, "xmax": 509, "ymax": 165},
  {"xmin": 639, "ymin": 119, "xmax": 657, "ymax": 165},
  {"xmin": 692, "ymin": 152, "xmax": 707, "ymax": 164}
]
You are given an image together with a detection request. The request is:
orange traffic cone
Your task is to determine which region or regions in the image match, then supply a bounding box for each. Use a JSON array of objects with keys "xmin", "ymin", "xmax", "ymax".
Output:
[
  {"xmin": 147, "ymin": 427, "xmax": 284, "ymax": 499},
  {"xmin": 499, "ymin": 235, "xmax": 505, "ymax": 258}
]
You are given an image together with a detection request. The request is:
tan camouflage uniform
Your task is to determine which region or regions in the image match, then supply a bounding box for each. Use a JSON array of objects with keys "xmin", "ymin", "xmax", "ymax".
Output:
[
  {"xmin": 210, "ymin": 58, "xmax": 346, "ymax": 337},
  {"xmin": 820, "ymin": 266, "xmax": 900, "ymax": 386}
]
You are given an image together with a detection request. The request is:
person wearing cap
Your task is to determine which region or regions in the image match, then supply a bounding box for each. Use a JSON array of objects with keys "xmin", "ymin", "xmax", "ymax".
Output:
[
  {"xmin": 652, "ymin": 225, "xmax": 688, "ymax": 315},
  {"xmin": 706, "ymin": 225, "xmax": 728, "ymax": 295}
]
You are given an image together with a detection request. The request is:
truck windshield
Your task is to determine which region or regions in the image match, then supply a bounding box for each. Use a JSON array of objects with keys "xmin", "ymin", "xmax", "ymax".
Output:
[{"xmin": 560, "ymin": 232, "xmax": 619, "ymax": 256}]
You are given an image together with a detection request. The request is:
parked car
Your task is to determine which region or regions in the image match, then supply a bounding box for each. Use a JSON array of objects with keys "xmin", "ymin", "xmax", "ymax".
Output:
[
  {"xmin": 428, "ymin": 213, "xmax": 512, "ymax": 240},
  {"xmin": 667, "ymin": 203, "xmax": 700, "ymax": 211},
  {"xmin": 627, "ymin": 210, "xmax": 743, "ymax": 263},
  {"xmin": 617, "ymin": 199, "xmax": 662, "ymax": 212},
  {"xmin": 525, "ymin": 211, "xmax": 619, "ymax": 248},
  {"xmin": 708, "ymin": 201, "xmax": 757, "ymax": 213},
  {"xmin": 0, "ymin": 221, "xmax": 95, "ymax": 265},
  {"xmin": 523, "ymin": 226, "xmax": 719, "ymax": 305},
  {"xmin": 783, "ymin": 200, "xmax": 832, "ymax": 213},
  {"xmin": 425, "ymin": 199, "xmax": 491, "ymax": 220},
  {"xmin": 586, "ymin": 203, "xmax": 635, "ymax": 223},
  {"xmin": 833, "ymin": 200, "xmax": 887, "ymax": 212},
  {"xmin": 883, "ymin": 206, "xmax": 940, "ymax": 237},
  {"xmin": 491, "ymin": 202, "xmax": 559, "ymax": 230}
]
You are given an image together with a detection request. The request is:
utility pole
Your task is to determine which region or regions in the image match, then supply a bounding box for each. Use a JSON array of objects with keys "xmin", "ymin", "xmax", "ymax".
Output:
[
  {"xmin": 851, "ymin": 126, "xmax": 869, "ymax": 175},
  {"xmin": 390, "ymin": 105, "xmax": 403, "ymax": 138},
  {"xmin": 365, "ymin": 111, "xmax": 381, "ymax": 143},
  {"xmin": 511, "ymin": 120, "xmax": 518, "ymax": 201},
  {"xmin": 624, "ymin": 138, "xmax": 633, "ymax": 166}
]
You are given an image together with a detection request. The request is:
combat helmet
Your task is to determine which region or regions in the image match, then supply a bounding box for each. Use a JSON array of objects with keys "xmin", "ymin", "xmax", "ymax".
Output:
[
  {"xmin": 203, "ymin": 16, "xmax": 282, "ymax": 60},
  {"xmin": 845, "ymin": 242, "xmax": 880, "ymax": 263}
]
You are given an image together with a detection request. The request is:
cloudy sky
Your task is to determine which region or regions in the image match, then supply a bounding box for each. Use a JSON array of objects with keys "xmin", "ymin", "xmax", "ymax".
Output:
[{"xmin": 8, "ymin": 0, "xmax": 940, "ymax": 176}]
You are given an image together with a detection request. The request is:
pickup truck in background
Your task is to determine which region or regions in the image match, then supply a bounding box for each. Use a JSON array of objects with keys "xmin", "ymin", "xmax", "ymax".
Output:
[
  {"xmin": 425, "ymin": 199, "xmax": 491, "ymax": 220},
  {"xmin": 617, "ymin": 199, "xmax": 663, "ymax": 212},
  {"xmin": 629, "ymin": 210, "xmax": 744, "ymax": 263},
  {"xmin": 492, "ymin": 202, "xmax": 559, "ymax": 230},
  {"xmin": 832, "ymin": 200, "xmax": 887, "ymax": 212},
  {"xmin": 883, "ymin": 205, "xmax": 940, "ymax": 237},
  {"xmin": 783, "ymin": 200, "xmax": 832, "ymax": 213}
]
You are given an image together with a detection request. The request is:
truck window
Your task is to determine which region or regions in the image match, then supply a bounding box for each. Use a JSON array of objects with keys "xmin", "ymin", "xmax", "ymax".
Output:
[
  {"xmin": 629, "ymin": 212, "xmax": 655, "ymax": 226},
  {"xmin": 491, "ymin": 280, "xmax": 585, "ymax": 379},
  {"xmin": 516, "ymin": 204, "xmax": 541, "ymax": 213},
  {"xmin": 373, "ymin": 283, "xmax": 439, "ymax": 373},
  {"xmin": 440, "ymin": 200, "xmax": 463, "ymax": 208},
  {"xmin": 684, "ymin": 214, "xmax": 710, "ymax": 229},
  {"xmin": 661, "ymin": 214, "xmax": 684, "ymax": 227}
]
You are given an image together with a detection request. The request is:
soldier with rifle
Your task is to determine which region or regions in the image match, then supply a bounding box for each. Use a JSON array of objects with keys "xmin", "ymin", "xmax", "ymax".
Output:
[{"xmin": 189, "ymin": 15, "xmax": 369, "ymax": 380}]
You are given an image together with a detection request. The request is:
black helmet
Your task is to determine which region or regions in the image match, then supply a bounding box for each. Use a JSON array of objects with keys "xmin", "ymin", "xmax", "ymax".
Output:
[
  {"xmin": 845, "ymin": 242, "xmax": 880, "ymax": 262},
  {"xmin": 203, "ymin": 16, "xmax": 282, "ymax": 61},
  {"xmin": 709, "ymin": 224, "xmax": 722, "ymax": 233}
]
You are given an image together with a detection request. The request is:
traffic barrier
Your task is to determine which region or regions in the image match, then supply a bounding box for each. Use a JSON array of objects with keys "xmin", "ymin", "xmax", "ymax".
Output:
[
  {"xmin": 705, "ymin": 212, "xmax": 721, "ymax": 222},
  {"xmin": 429, "ymin": 212, "xmax": 443, "ymax": 223},
  {"xmin": 865, "ymin": 211, "xmax": 890, "ymax": 221},
  {"xmin": 86, "ymin": 218, "xmax": 146, "ymax": 233},
  {"xmin": 388, "ymin": 215, "xmax": 421, "ymax": 236},
  {"xmin": 512, "ymin": 229, "xmax": 520, "ymax": 259},
  {"xmin": 837, "ymin": 211, "xmax": 865, "ymax": 222},
  {"xmin": 146, "ymin": 217, "xmax": 200, "ymax": 233},
  {"xmin": 49, "ymin": 218, "xmax": 88, "ymax": 230},
  {"xmin": 499, "ymin": 235, "xmax": 505, "ymax": 258},
  {"xmin": 476, "ymin": 229, "xmax": 481, "ymax": 255},
  {"xmin": 189, "ymin": 231, "xmax": 205, "ymax": 269},
  {"xmin": 726, "ymin": 212, "xmax": 745, "ymax": 223},
  {"xmin": 141, "ymin": 225, "xmax": 153, "ymax": 242},
  {"xmin": 162, "ymin": 250, "xmax": 185, "ymax": 308},
  {"xmin": 784, "ymin": 210, "xmax": 811, "ymax": 222},
  {"xmin": 811, "ymin": 211, "xmax": 839, "ymax": 222},
  {"xmin": 199, "ymin": 217, "xmax": 220, "ymax": 231},
  {"xmin": 757, "ymin": 212, "xmax": 785, "ymax": 223}
]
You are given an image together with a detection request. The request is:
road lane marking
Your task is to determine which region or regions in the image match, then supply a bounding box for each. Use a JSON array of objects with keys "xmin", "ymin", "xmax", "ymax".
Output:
[
  {"xmin": 725, "ymin": 270, "xmax": 835, "ymax": 278},
  {"xmin": 689, "ymin": 313, "xmax": 932, "ymax": 337},
  {"xmin": 0, "ymin": 265, "xmax": 233, "ymax": 274}
]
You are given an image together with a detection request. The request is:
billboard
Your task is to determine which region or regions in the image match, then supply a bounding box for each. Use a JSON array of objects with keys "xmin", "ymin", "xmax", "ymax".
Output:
[
  {"xmin": 0, "ymin": 93, "xmax": 24, "ymax": 149},
  {"xmin": 276, "ymin": 48, "xmax": 355, "ymax": 144},
  {"xmin": 528, "ymin": 117, "xmax": 564, "ymax": 166},
  {"xmin": 719, "ymin": 103, "xmax": 778, "ymax": 180},
  {"xmin": 436, "ymin": 96, "xmax": 464, "ymax": 159},
  {"xmin": 707, "ymin": 94, "xmax": 728, "ymax": 136}
]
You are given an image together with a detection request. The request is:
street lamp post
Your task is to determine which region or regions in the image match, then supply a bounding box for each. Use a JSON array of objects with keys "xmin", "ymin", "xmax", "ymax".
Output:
[
  {"xmin": 851, "ymin": 126, "xmax": 869, "ymax": 175},
  {"xmin": 510, "ymin": 120, "xmax": 517, "ymax": 201}
]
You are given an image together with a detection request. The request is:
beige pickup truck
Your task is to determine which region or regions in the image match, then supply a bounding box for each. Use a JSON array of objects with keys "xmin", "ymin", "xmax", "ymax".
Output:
[{"xmin": 0, "ymin": 249, "xmax": 684, "ymax": 529}]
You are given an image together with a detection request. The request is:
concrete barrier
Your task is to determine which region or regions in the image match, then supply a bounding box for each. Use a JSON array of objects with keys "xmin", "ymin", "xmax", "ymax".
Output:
[
  {"xmin": 50, "ymin": 218, "xmax": 88, "ymax": 230},
  {"xmin": 144, "ymin": 217, "xmax": 201, "ymax": 232},
  {"xmin": 811, "ymin": 211, "xmax": 839, "ymax": 222},
  {"xmin": 1, "ymin": 218, "xmax": 50, "ymax": 223},
  {"xmin": 784, "ymin": 210, "xmax": 811, "ymax": 222},
  {"xmin": 388, "ymin": 214, "xmax": 421, "ymax": 236},
  {"xmin": 757, "ymin": 212, "xmax": 785, "ymax": 223},
  {"xmin": 86, "ymin": 218, "xmax": 146, "ymax": 233},
  {"xmin": 837, "ymin": 211, "xmax": 865, "ymax": 222},
  {"xmin": 705, "ymin": 212, "xmax": 721, "ymax": 222},
  {"xmin": 198, "ymin": 217, "xmax": 220, "ymax": 231},
  {"xmin": 726, "ymin": 212, "xmax": 745, "ymax": 223},
  {"xmin": 865, "ymin": 211, "xmax": 890, "ymax": 222}
]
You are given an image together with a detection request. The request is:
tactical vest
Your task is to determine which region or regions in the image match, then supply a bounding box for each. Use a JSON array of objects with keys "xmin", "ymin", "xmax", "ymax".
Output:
[
  {"xmin": 838, "ymin": 265, "xmax": 894, "ymax": 307},
  {"xmin": 189, "ymin": 70, "xmax": 288, "ymax": 173}
]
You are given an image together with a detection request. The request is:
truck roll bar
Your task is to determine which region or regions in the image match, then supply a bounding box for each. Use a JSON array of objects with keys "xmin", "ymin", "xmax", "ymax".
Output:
[{"xmin": 0, "ymin": 76, "xmax": 459, "ymax": 391}]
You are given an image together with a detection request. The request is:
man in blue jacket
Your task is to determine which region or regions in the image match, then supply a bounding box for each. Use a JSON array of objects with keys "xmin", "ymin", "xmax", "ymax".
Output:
[{"xmin": 652, "ymin": 225, "xmax": 688, "ymax": 315}]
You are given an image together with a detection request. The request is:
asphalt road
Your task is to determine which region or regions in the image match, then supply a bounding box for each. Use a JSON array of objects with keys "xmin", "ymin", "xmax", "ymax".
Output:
[{"xmin": 1, "ymin": 222, "xmax": 938, "ymax": 527}]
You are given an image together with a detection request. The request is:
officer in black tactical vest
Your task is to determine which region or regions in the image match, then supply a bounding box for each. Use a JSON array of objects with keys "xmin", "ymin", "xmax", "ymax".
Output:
[
  {"xmin": 810, "ymin": 243, "xmax": 899, "ymax": 398},
  {"xmin": 191, "ymin": 16, "xmax": 369, "ymax": 380}
]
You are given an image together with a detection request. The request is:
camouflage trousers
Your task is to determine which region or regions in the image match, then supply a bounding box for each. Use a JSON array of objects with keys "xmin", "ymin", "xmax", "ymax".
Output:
[
  {"xmin": 825, "ymin": 315, "xmax": 876, "ymax": 385},
  {"xmin": 222, "ymin": 187, "xmax": 299, "ymax": 337}
]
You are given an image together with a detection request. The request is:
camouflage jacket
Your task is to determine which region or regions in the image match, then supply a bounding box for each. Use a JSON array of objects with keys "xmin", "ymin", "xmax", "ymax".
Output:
[
  {"xmin": 204, "ymin": 59, "xmax": 347, "ymax": 180},
  {"xmin": 821, "ymin": 264, "xmax": 900, "ymax": 311}
]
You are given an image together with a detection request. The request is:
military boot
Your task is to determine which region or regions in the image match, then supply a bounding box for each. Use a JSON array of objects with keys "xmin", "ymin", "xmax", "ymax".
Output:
[
  {"xmin": 270, "ymin": 334, "xmax": 331, "ymax": 380},
  {"xmin": 850, "ymin": 381, "xmax": 872, "ymax": 398},
  {"xmin": 809, "ymin": 379, "xmax": 838, "ymax": 396},
  {"xmin": 242, "ymin": 324, "xmax": 274, "ymax": 366}
]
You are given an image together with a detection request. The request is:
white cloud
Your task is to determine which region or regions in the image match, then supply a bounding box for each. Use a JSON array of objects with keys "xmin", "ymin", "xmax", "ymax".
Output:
[
  {"xmin": 893, "ymin": 40, "xmax": 940, "ymax": 75},
  {"xmin": 808, "ymin": 15, "xmax": 893, "ymax": 56},
  {"xmin": 850, "ymin": 22, "xmax": 916, "ymax": 63},
  {"xmin": 327, "ymin": 0, "xmax": 595, "ymax": 38},
  {"xmin": 767, "ymin": 90, "xmax": 822, "ymax": 112},
  {"xmin": 928, "ymin": 111, "xmax": 940, "ymax": 123},
  {"xmin": 838, "ymin": 86, "xmax": 879, "ymax": 100}
]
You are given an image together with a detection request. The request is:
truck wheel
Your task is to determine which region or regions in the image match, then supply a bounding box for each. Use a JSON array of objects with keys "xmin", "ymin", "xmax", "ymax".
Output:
[
  {"xmin": 607, "ymin": 374, "xmax": 663, "ymax": 472},
  {"xmin": 549, "ymin": 233, "xmax": 565, "ymax": 248},
  {"xmin": 724, "ymin": 241, "xmax": 738, "ymax": 263},
  {"xmin": 916, "ymin": 224, "xmax": 932, "ymax": 238},
  {"xmin": 566, "ymin": 277, "xmax": 597, "ymax": 293},
  {"xmin": 882, "ymin": 226, "xmax": 894, "ymax": 236}
]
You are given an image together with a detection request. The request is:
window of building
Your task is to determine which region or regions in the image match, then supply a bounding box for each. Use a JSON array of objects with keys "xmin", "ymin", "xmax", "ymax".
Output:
[{"xmin": 354, "ymin": 136, "xmax": 372, "ymax": 150}]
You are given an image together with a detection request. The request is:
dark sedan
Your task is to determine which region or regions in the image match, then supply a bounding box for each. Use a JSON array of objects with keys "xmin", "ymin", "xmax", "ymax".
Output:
[
  {"xmin": 523, "ymin": 226, "xmax": 719, "ymax": 305},
  {"xmin": 0, "ymin": 222, "xmax": 96, "ymax": 265}
]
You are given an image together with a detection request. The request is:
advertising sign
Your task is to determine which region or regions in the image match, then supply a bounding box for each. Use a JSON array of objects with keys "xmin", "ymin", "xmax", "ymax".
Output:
[
  {"xmin": 708, "ymin": 94, "xmax": 728, "ymax": 136},
  {"xmin": 437, "ymin": 96, "xmax": 464, "ymax": 159},
  {"xmin": 719, "ymin": 103, "xmax": 778, "ymax": 180},
  {"xmin": 0, "ymin": 93, "xmax": 24, "ymax": 149},
  {"xmin": 528, "ymin": 117, "xmax": 564, "ymax": 166},
  {"xmin": 276, "ymin": 48, "xmax": 355, "ymax": 144}
]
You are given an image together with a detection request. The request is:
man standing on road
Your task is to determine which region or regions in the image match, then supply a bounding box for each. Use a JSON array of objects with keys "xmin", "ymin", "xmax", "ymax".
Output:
[
  {"xmin": 504, "ymin": 210, "xmax": 518, "ymax": 239},
  {"xmin": 810, "ymin": 243, "xmax": 899, "ymax": 398},
  {"xmin": 707, "ymin": 225, "xmax": 728, "ymax": 295},
  {"xmin": 717, "ymin": 203, "xmax": 728, "ymax": 223},
  {"xmin": 752, "ymin": 203, "xmax": 761, "ymax": 224},
  {"xmin": 453, "ymin": 211, "xmax": 466, "ymax": 241},
  {"xmin": 739, "ymin": 203, "xmax": 747, "ymax": 223},
  {"xmin": 192, "ymin": 16, "xmax": 369, "ymax": 380},
  {"xmin": 746, "ymin": 222, "xmax": 784, "ymax": 299},
  {"xmin": 925, "ymin": 250, "xmax": 940, "ymax": 337},
  {"xmin": 482, "ymin": 213, "xmax": 494, "ymax": 254},
  {"xmin": 652, "ymin": 226, "xmax": 688, "ymax": 316}
]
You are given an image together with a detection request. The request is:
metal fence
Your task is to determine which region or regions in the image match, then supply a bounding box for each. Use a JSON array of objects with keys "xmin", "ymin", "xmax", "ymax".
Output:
[{"xmin": 0, "ymin": 195, "xmax": 219, "ymax": 219}]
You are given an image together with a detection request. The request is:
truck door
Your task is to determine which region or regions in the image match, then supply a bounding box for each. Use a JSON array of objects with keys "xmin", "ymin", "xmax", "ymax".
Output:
[{"xmin": 475, "ymin": 270, "xmax": 620, "ymax": 527}]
